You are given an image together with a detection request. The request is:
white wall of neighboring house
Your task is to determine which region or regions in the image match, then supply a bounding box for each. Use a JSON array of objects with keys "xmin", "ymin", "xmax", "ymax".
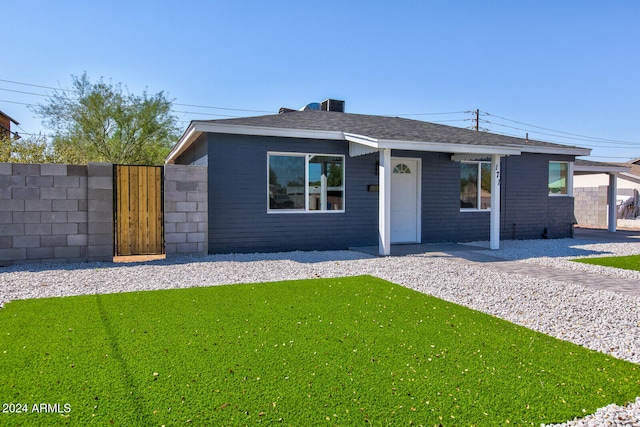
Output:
[{"xmin": 574, "ymin": 172, "xmax": 640, "ymax": 229}]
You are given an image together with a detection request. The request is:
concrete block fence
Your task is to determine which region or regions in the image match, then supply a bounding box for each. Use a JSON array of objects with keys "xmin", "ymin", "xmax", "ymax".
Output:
[
  {"xmin": 574, "ymin": 186, "xmax": 640, "ymax": 229},
  {"xmin": 574, "ymin": 186, "xmax": 608, "ymax": 228},
  {"xmin": 163, "ymin": 165, "xmax": 208, "ymax": 255},
  {"xmin": 0, "ymin": 162, "xmax": 208, "ymax": 266}
]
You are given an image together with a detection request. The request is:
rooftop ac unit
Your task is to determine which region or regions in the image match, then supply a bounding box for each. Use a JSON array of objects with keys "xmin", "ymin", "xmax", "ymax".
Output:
[{"xmin": 321, "ymin": 99, "xmax": 345, "ymax": 113}]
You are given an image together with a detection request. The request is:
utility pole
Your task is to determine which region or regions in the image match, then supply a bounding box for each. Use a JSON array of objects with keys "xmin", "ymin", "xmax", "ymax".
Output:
[{"xmin": 475, "ymin": 109, "xmax": 480, "ymax": 131}]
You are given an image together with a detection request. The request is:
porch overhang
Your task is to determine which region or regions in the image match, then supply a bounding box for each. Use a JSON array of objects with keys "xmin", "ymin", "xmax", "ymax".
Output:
[
  {"xmin": 343, "ymin": 134, "xmax": 518, "ymax": 256},
  {"xmin": 574, "ymin": 160, "xmax": 630, "ymax": 175},
  {"xmin": 574, "ymin": 159, "xmax": 632, "ymax": 233},
  {"xmin": 345, "ymin": 132, "xmax": 522, "ymax": 157}
]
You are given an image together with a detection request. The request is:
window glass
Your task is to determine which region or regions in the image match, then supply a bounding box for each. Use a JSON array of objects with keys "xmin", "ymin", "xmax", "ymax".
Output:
[
  {"xmin": 549, "ymin": 161, "xmax": 568, "ymax": 195},
  {"xmin": 460, "ymin": 162, "xmax": 491, "ymax": 210},
  {"xmin": 393, "ymin": 163, "xmax": 411, "ymax": 174},
  {"xmin": 460, "ymin": 163, "xmax": 479, "ymax": 209},
  {"xmin": 480, "ymin": 163, "xmax": 492, "ymax": 209},
  {"xmin": 308, "ymin": 155, "xmax": 344, "ymax": 211},
  {"xmin": 268, "ymin": 153, "xmax": 344, "ymax": 212},
  {"xmin": 269, "ymin": 155, "xmax": 305, "ymax": 209}
]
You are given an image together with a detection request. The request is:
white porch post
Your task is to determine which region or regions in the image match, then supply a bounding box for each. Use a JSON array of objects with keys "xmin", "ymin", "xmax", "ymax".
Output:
[
  {"xmin": 490, "ymin": 154, "xmax": 501, "ymax": 249},
  {"xmin": 379, "ymin": 148, "xmax": 392, "ymax": 255},
  {"xmin": 608, "ymin": 173, "xmax": 617, "ymax": 232}
]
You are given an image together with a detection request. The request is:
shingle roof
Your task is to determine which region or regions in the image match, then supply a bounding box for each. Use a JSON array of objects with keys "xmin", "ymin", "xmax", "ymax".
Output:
[
  {"xmin": 627, "ymin": 164, "xmax": 640, "ymax": 177},
  {"xmin": 167, "ymin": 110, "xmax": 591, "ymax": 163},
  {"xmin": 203, "ymin": 110, "xmax": 585, "ymax": 151}
]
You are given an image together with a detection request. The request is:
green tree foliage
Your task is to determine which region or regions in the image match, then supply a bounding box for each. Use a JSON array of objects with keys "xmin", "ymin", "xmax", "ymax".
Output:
[
  {"xmin": 327, "ymin": 163, "xmax": 343, "ymax": 187},
  {"xmin": 33, "ymin": 73, "xmax": 179, "ymax": 165},
  {"xmin": 0, "ymin": 134, "xmax": 56, "ymax": 163}
]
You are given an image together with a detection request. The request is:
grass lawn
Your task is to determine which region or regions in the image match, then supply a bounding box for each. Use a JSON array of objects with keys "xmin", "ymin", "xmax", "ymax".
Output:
[
  {"xmin": 573, "ymin": 254, "xmax": 640, "ymax": 271},
  {"xmin": 0, "ymin": 275, "xmax": 639, "ymax": 426}
]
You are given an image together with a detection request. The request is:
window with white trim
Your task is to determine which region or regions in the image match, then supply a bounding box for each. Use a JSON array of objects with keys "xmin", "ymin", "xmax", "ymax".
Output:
[
  {"xmin": 460, "ymin": 161, "xmax": 491, "ymax": 210},
  {"xmin": 549, "ymin": 161, "xmax": 572, "ymax": 196},
  {"xmin": 268, "ymin": 153, "xmax": 344, "ymax": 212}
]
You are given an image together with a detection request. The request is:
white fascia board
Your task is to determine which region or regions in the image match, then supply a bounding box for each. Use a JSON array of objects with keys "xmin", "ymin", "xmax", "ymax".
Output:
[
  {"xmin": 619, "ymin": 172, "xmax": 640, "ymax": 185},
  {"xmin": 573, "ymin": 166, "xmax": 629, "ymax": 175},
  {"xmin": 349, "ymin": 142, "xmax": 379, "ymax": 157},
  {"xmin": 575, "ymin": 165, "xmax": 630, "ymax": 174},
  {"xmin": 343, "ymin": 132, "xmax": 379, "ymax": 148},
  {"xmin": 521, "ymin": 145, "xmax": 591, "ymax": 156},
  {"xmin": 375, "ymin": 138, "xmax": 522, "ymax": 156},
  {"xmin": 166, "ymin": 121, "xmax": 347, "ymax": 164},
  {"xmin": 192, "ymin": 122, "xmax": 344, "ymax": 141},
  {"xmin": 165, "ymin": 122, "xmax": 199, "ymax": 164}
]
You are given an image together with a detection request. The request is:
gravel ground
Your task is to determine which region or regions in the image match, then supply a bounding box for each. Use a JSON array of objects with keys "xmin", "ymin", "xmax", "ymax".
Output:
[{"xmin": 1, "ymin": 238, "xmax": 639, "ymax": 426}]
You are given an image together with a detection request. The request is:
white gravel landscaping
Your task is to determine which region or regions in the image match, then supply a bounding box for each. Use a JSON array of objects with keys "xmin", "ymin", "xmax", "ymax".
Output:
[{"xmin": 1, "ymin": 237, "xmax": 639, "ymax": 426}]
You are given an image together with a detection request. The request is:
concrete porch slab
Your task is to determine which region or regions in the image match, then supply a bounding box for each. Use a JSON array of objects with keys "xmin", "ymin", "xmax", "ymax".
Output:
[{"xmin": 350, "ymin": 242, "xmax": 488, "ymax": 257}]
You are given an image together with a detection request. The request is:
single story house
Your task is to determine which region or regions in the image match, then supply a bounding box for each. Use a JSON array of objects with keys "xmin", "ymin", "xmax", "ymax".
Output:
[{"xmin": 166, "ymin": 101, "xmax": 590, "ymax": 255}]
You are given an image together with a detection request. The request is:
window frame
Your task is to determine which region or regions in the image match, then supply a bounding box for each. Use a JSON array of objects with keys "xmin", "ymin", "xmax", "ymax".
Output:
[
  {"xmin": 460, "ymin": 161, "xmax": 492, "ymax": 212},
  {"xmin": 548, "ymin": 161, "xmax": 573, "ymax": 197},
  {"xmin": 267, "ymin": 151, "xmax": 345, "ymax": 213}
]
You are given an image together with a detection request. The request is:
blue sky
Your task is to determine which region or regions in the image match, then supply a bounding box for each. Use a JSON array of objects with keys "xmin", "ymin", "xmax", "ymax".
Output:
[{"xmin": 2, "ymin": 1, "xmax": 639, "ymax": 161}]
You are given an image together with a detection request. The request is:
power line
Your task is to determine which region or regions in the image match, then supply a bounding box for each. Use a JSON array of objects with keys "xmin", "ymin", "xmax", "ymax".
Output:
[
  {"xmin": 483, "ymin": 111, "xmax": 639, "ymax": 145},
  {"xmin": 0, "ymin": 99, "xmax": 34, "ymax": 106},
  {"xmin": 173, "ymin": 102, "xmax": 274, "ymax": 114},
  {"xmin": 0, "ymin": 78, "xmax": 75, "ymax": 93},
  {"xmin": 395, "ymin": 110, "xmax": 468, "ymax": 116},
  {"xmin": 0, "ymin": 77, "xmax": 277, "ymax": 115},
  {"xmin": 484, "ymin": 119, "xmax": 640, "ymax": 148},
  {"xmin": 429, "ymin": 119, "xmax": 472, "ymax": 124},
  {"xmin": 0, "ymin": 87, "xmax": 49, "ymax": 98},
  {"xmin": 172, "ymin": 110, "xmax": 241, "ymax": 118},
  {"xmin": 1, "ymin": 75, "xmax": 638, "ymax": 149}
]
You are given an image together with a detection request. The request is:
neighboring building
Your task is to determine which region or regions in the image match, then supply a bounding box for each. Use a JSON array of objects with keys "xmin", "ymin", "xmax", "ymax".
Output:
[
  {"xmin": 0, "ymin": 110, "xmax": 20, "ymax": 140},
  {"xmin": 574, "ymin": 159, "xmax": 637, "ymax": 229},
  {"xmin": 166, "ymin": 101, "xmax": 590, "ymax": 255}
]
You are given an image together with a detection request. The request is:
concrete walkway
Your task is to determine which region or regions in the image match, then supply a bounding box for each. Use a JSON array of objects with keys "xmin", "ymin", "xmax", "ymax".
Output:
[{"xmin": 352, "ymin": 228, "xmax": 640, "ymax": 299}]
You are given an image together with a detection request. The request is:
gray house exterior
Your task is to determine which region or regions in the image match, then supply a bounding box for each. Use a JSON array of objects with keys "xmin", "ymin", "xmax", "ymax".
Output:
[{"xmin": 166, "ymin": 109, "xmax": 589, "ymax": 255}]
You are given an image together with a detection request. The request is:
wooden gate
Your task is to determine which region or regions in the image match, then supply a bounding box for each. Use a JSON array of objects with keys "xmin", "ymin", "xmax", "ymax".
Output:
[{"xmin": 114, "ymin": 165, "xmax": 164, "ymax": 256}]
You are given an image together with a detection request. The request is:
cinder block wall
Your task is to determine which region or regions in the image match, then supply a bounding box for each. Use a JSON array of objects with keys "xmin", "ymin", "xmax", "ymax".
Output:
[
  {"xmin": 574, "ymin": 186, "xmax": 608, "ymax": 227},
  {"xmin": 1, "ymin": 162, "xmax": 208, "ymax": 266},
  {"xmin": 164, "ymin": 165, "xmax": 208, "ymax": 256},
  {"xmin": 0, "ymin": 162, "xmax": 113, "ymax": 266},
  {"xmin": 87, "ymin": 163, "xmax": 114, "ymax": 261}
]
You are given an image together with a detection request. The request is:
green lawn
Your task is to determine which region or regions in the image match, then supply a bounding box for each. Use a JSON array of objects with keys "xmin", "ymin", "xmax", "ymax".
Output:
[
  {"xmin": 0, "ymin": 275, "xmax": 638, "ymax": 426},
  {"xmin": 573, "ymin": 254, "xmax": 640, "ymax": 271}
]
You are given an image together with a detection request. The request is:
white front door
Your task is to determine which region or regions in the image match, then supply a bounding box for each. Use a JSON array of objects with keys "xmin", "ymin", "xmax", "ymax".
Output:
[{"xmin": 391, "ymin": 158, "xmax": 420, "ymax": 243}]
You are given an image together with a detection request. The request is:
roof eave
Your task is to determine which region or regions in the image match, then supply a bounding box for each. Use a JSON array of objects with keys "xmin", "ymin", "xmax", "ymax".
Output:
[
  {"xmin": 166, "ymin": 121, "xmax": 347, "ymax": 164},
  {"xmin": 195, "ymin": 121, "xmax": 343, "ymax": 141},
  {"xmin": 619, "ymin": 172, "xmax": 640, "ymax": 184},
  {"xmin": 166, "ymin": 122, "xmax": 199, "ymax": 164},
  {"xmin": 521, "ymin": 145, "xmax": 591, "ymax": 156},
  {"xmin": 574, "ymin": 164, "xmax": 631, "ymax": 174},
  {"xmin": 166, "ymin": 121, "xmax": 591, "ymax": 164},
  {"xmin": 375, "ymin": 138, "xmax": 522, "ymax": 156},
  {"xmin": 0, "ymin": 111, "xmax": 19, "ymax": 125}
]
